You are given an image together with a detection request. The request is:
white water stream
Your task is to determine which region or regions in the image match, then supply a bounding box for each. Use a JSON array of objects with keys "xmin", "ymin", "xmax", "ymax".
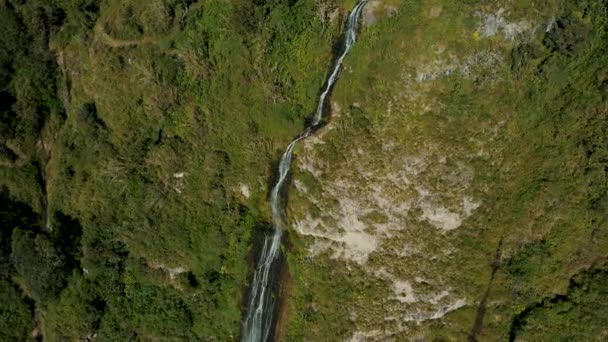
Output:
[{"xmin": 242, "ymin": 2, "xmax": 368, "ymax": 341}]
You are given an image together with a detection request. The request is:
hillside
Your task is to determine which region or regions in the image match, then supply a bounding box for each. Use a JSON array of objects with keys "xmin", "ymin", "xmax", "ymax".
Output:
[{"xmin": 0, "ymin": 0, "xmax": 607, "ymax": 341}]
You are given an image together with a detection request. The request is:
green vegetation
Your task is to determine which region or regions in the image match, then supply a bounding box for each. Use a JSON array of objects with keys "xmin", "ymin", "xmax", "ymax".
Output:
[
  {"xmin": 282, "ymin": 0, "xmax": 608, "ymax": 340},
  {"xmin": 0, "ymin": 188, "xmax": 37, "ymax": 341},
  {"xmin": 0, "ymin": 0, "xmax": 356, "ymax": 339},
  {"xmin": 1, "ymin": 0, "xmax": 607, "ymax": 340},
  {"xmin": 512, "ymin": 262, "xmax": 608, "ymax": 341}
]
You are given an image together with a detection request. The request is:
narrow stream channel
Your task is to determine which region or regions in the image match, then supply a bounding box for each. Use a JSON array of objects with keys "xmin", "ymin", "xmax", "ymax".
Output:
[{"xmin": 242, "ymin": 2, "xmax": 368, "ymax": 341}]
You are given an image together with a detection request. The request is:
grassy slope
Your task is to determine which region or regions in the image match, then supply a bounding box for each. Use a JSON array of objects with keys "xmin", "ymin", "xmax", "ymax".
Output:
[
  {"xmin": 282, "ymin": 0, "xmax": 608, "ymax": 340},
  {"xmin": 46, "ymin": 1, "xmax": 348, "ymax": 340}
]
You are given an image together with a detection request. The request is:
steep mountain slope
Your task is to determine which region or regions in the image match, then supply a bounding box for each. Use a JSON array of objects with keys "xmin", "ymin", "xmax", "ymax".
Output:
[
  {"xmin": 283, "ymin": 0, "xmax": 608, "ymax": 340},
  {"xmin": 0, "ymin": 0, "xmax": 607, "ymax": 341},
  {"xmin": 0, "ymin": 0, "xmax": 349, "ymax": 339}
]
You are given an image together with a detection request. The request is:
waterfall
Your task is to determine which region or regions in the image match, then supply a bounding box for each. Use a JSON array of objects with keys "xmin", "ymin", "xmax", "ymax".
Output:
[{"xmin": 242, "ymin": 2, "xmax": 368, "ymax": 341}]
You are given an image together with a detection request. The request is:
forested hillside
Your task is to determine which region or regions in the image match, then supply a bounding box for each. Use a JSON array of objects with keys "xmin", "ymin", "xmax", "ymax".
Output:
[
  {"xmin": 0, "ymin": 0, "xmax": 349, "ymax": 339},
  {"xmin": 1, "ymin": 0, "xmax": 607, "ymax": 341}
]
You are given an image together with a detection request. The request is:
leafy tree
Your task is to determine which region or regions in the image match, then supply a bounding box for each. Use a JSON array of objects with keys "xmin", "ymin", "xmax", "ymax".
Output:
[
  {"xmin": 0, "ymin": 187, "xmax": 39, "ymax": 278},
  {"xmin": 11, "ymin": 229, "xmax": 68, "ymax": 302},
  {"xmin": 126, "ymin": 284, "xmax": 194, "ymax": 338},
  {"xmin": 0, "ymin": 280, "xmax": 35, "ymax": 342}
]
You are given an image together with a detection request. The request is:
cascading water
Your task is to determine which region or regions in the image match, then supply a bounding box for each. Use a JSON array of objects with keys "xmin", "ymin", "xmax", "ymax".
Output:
[{"xmin": 242, "ymin": 1, "xmax": 368, "ymax": 341}]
